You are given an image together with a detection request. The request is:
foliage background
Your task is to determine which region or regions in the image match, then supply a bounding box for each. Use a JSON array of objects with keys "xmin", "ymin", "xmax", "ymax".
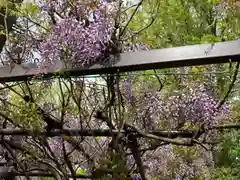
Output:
[{"xmin": 0, "ymin": 0, "xmax": 240, "ymax": 179}]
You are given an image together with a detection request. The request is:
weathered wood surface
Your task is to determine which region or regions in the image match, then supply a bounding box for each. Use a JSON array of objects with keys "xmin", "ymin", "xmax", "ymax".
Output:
[{"xmin": 0, "ymin": 40, "xmax": 240, "ymax": 82}]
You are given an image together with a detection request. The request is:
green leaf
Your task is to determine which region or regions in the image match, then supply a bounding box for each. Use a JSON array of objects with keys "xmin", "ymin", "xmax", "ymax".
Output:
[
  {"xmin": 62, "ymin": 135, "xmax": 71, "ymax": 141},
  {"xmin": 191, "ymin": 66, "xmax": 199, "ymax": 73},
  {"xmin": 40, "ymin": 177, "xmax": 54, "ymax": 180},
  {"xmin": 0, "ymin": 0, "xmax": 8, "ymax": 8},
  {"xmin": 76, "ymin": 169, "xmax": 85, "ymax": 175},
  {"xmin": 183, "ymin": 122, "xmax": 191, "ymax": 129},
  {"xmin": 19, "ymin": 2, "xmax": 40, "ymax": 17}
]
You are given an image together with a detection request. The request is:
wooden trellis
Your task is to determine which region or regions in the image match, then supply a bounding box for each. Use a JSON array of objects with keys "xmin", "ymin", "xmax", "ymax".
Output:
[
  {"xmin": 0, "ymin": 40, "xmax": 240, "ymax": 179},
  {"xmin": 0, "ymin": 40, "xmax": 239, "ymax": 83}
]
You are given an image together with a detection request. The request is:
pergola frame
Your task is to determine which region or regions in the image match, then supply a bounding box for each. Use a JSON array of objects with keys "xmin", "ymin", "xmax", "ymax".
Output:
[
  {"xmin": 0, "ymin": 40, "xmax": 239, "ymax": 83},
  {"xmin": 0, "ymin": 40, "xmax": 240, "ymax": 179}
]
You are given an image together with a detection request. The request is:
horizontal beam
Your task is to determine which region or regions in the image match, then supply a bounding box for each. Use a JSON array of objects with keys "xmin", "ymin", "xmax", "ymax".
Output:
[
  {"xmin": 0, "ymin": 124, "xmax": 239, "ymax": 137},
  {"xmin": 0, "ymin": 171, "xmax": 91, "ymax": 179},
  {"xmin": 0, "ymin": 128, "xmax": 195, "ymax": 138},
  {"xmin": 0, "ymin": 40, "xmax": 240, "ymax": 82}
]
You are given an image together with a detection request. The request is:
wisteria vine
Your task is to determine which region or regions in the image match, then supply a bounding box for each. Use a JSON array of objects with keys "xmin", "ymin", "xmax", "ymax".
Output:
[{"xmin": 0, "ymin": 0, "xmax": 233, "ymax": 179}]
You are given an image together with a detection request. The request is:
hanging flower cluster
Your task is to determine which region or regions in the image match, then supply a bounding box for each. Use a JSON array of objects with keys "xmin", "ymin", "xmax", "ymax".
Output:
[
  {"xmin": 134, "ymin": 83, "xmax": 229, "ymax": 130},
  {"xmin": 164, "ymin": 83, "xmax": 229, "ymax": 128},
  {"xmin": 38, "ymin": 0, "xmax": 116, "ymax": 70},
  {"xmin": 37, "ymin": 0, "xmax": 152, "ymax": 72}
]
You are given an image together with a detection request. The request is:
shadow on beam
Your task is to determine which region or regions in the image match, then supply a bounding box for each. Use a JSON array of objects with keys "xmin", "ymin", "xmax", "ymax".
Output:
[{"xmin": 0, "ymin": 40, "xmax": 240, "ymax": 83}]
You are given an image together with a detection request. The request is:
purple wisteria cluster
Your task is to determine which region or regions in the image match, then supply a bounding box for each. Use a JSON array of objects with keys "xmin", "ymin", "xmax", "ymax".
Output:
[
  {"xmin": 143, "ymin": 144, "xmax": 174, "ymax": 176},
  {"xmin": 162, "ymin": 83, "xmax": 229, "ymax": 128},
  {"xmin": 48, "ymin": 136, "xmax": 63, "ymax": 156},
  {"xmin": 47, "ymin": 136, "xmax": 72, "ymax": 159},
  {"xmin": 134, "ymin": 83, "xmax": 229, "ymax": 130},
  {"xmin": 140, "ymin": 143, "xmax": 212, "ymax": 179},
  {"xmin": 38, "ymin": 0, "xmax": 115, "ymax": 70},
  {"xmin": 37, "ymin": 0, "xmax": 152, "ymax": 71},
  {"xmin": 137, "ymin": 90, "xmax": 159, "ymax": 130}
]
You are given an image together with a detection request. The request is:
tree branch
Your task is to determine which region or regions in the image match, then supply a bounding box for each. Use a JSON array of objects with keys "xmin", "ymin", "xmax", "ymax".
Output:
[
  {"xmin": 119, "ymin": 0, "xmax": 143, "ymax": 37},
  {"xmin": 0, "ymin": 128, "xmax": 195, "ymax": 137},
  {"xmin": 217, "ymin": 62, "xmax": 240, "ymax": 109},
  {"xmin": 11, "ymin": 171, "xmax": 91, "ymax": 179},
  {"xmin": 0, "ymin": 124, "xmax": 239, "ymax": 137}
]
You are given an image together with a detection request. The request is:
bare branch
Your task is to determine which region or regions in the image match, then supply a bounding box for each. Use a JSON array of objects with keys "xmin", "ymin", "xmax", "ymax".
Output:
[
  {"xmin": 12, "ymin": 171, "xmax": 91, "ymax": 179},
  {"xmin": 0, "ymin": 124, "xmax": 239, "ymax": 137},
  {"xmin": 217, "ymin": 62, "xmax": 240, "ymax": 109},
  {"xmin": 119, "ymin": 0, "xmax": 143, "ymax": 37}
]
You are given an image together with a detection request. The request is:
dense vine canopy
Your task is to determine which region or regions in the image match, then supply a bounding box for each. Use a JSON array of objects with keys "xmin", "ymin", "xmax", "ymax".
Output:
[{"xmin": 0, "ymin": 0, "xmax": 239, "ymax": 180}]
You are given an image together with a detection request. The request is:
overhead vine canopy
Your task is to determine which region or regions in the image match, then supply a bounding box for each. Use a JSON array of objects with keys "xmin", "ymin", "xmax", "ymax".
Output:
[{"xmin": 0, "ymin": 0, "xmax": 240, "ymax": 180}]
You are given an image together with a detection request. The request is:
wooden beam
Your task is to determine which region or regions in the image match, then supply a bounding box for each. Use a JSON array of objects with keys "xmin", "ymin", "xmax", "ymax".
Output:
[
  {"xmin": 0, "ymin": 128, "xmax": 194, "ymax": 138},
  {"xmin": 1, "ymin": 171, "xmax": 91, "ymax": 179},
  {"xmin": 0, "ymin": 40, "xmax": 240, "ymax": 83}
]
